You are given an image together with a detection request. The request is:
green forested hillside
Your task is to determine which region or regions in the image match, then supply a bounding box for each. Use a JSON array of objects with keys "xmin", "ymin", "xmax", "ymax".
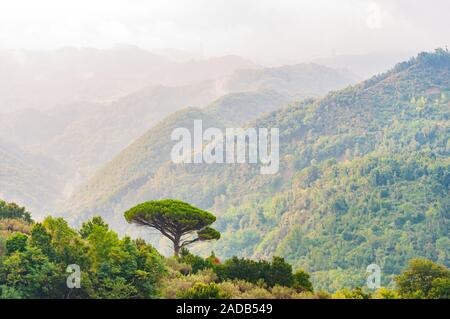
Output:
[
  {"xmin": 1, "ymin": 62, "xmax": 354, "ymax": 216},
  {"xmin": 63, "ymin": 50, "xmax": 450, "ymax": 290},
  {"xmin": 62, "ymin": 90, "xmax": 290, "ymax": 226},
  {"xmin": 0, "ymin": 139, "xmax": 65, "ymax": 217},
  {"xmin": 204, "ymin": 90, "xmax": 290, "ymax": 126},
  {"xmin": 2, "ymin": 199, "xmax": 448, "ymax": 299}
]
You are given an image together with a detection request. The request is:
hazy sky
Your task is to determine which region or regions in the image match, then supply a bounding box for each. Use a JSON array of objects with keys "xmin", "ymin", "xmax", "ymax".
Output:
[{"xmin": 0, "ymin": 0, "xmax": 449, "ymax": 63}]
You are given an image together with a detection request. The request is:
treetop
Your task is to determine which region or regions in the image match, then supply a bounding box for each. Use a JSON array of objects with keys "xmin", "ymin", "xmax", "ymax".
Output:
[{"xmin": 124, "ymin": 199, "xmax": 216, "ymax": 230}]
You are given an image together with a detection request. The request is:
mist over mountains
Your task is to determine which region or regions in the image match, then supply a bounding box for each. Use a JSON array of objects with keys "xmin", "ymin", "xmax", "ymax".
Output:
[
  {"xmin": 312, "ymin": 51, "xmax": 416, "ymax": 80},
  {"xmin": 0, "ymin": 44, "xmax": 449, "ymax": 291},
  {"xmin": 61, "ymin": 50, "xmax": 450, "ymax": 289},
  {"xmin": 0, "ymin": 46, "xmax": 358, "ymax": 216},
  {"xmin": 0, "ymin": 138, "xmax": 64, "ymax": 214},
  {"xmin": 0, "ymin": 46, "xmax": 258, "ymax": 113}
]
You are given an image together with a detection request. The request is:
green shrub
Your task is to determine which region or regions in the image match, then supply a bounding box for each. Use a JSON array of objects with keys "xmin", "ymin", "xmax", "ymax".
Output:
[
  {"xmin": 178, "ymin": 248, "xmax": 214, "ymax": 273},
  {"xmin": 0, "ymin": 201, "xmax": 32, "ymax": 223},
  {"xmin": 5, "ymin": 233, "xmax": 28, "ymax": 254},
  {"xmin": 396, "ymin": 258, "xmax": 450, "ymax": 299},
  {"xmin": 179, "ymin": 282, "xmax": 223, "ymax": 299},
  {"xmin": 216, "ymin": 256, "xmax": 294, "ymax": 288},
  {"xmin": 292, "ymin": 270, "xmax": 314, "ymax": 293}
]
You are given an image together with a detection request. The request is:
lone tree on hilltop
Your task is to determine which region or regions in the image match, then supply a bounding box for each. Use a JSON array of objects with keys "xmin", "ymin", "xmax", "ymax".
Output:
[{"xmin": 124, "ymin": 199, "xmax": 220, "ymax": 256}]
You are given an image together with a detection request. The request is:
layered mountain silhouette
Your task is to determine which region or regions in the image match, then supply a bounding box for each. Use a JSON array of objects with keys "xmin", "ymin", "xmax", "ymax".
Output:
[
  {"xmin": 0, "ymin": 138, "xmax": 65, "ymax": 216},
  {"xmin": 63, "ymin": 50, "xmax": 450, "ymax": 289},
  {"xmin": 1, "ymin": 60, "xmax": 355, "ymax": 214},
  {"xmin": 0, "ymin": 46, "xmax": 258, "ymax": 113}
]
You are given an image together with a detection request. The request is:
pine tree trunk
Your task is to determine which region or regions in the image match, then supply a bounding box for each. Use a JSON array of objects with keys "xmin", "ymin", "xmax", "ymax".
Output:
[
  {"xmin": 174, "ymin": 244, "xmax": 180, "ymax": 257},
  {"xmin": 173, "ymin": 235, "xmax": 181, "ymax": 257}
]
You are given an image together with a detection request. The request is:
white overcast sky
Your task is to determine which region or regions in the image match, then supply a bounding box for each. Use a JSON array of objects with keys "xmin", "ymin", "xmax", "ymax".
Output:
[{"xmin": 0, "ymin": 0, "xmax": 449, "ymax": 63}]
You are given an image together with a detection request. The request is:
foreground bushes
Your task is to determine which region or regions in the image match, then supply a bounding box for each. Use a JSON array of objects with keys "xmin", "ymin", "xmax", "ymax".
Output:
[
  {"xmin": 178, "ymin": 249, "xmax": 314, "ymax": 293},
  {"xmin": 172, "ymin": 250, "xmax": 450, "ymax": 299},
  {"xmin": 0, "ymin": 216, "xmax": 166, "ymax": 299},
  {"xmin": 160, "ymin": 265, "xmax": 315, "ymax": 299},
  {"xmin": 0, "ymin": 204, "xmax": 448, "ymax": 299},
  {"xmin": 395, "ymin": 259, "xmax": 450, "ymax": 299}
]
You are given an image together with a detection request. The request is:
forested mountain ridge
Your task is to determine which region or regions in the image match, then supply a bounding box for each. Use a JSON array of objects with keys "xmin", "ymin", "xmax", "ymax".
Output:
[
  {"xmin": 61, "ymin": 90, "xmax": 289, "ymax": 226},
  {"xmin": 62, "ymin": 50, "xmax": 450, "ymax": 289},
  {"xmin": 0, "ymin": 62, "xmax": 354, "ymax": 216},
  {"xmin": 0, "ymin": 139, "xmax": 65, "ymax": 216},
  {"xmin": 221, "ymin": 63, "xmax": 356, "ymax": 99}
]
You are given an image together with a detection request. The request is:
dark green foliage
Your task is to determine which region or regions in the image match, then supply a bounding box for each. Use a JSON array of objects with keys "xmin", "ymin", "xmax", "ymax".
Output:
[
  {"xmin": 79, "ymin": 216, "xmax": 109, "ymax": 239},
  {"xmin": 125, "ymin": 200, "xmax": 220, "ymax": 256},
  {"xmin": 75, "ymin": 219, "xmax": 166, "ymax": 299},
  {"xmin": 198, "ymin": 227, "xmax": 221, "ymax": 241},
  {"xmin": 124, "ymin": 199, "xmax": 216, "ymax": 230},
  {"xmin": 429, "ymin": 277, "xmax": 450, "ymax": 299},
  {"xmin": 216, "ymin": 256, "xmax": 294, "ymax": 288},
  {"xmin": 395, "ymin": 258, "xmax": 450, "ymax": 299},
  {"xmin": 178, "ymin": 248, "xmax": 215, "ymax": 274},
  {"xmin": 0, "ymin": 215, "xmax": 166, "ymax": 299},
  {"xmin": 265, "ymin": 257, "xmax": 294, "ymax": 288},
  {"xmin": 5, "ymin": 233, "xmax": 28, "ymax": 254},
  {"xmin": 0, "ymin": 246, "xmax": 65, "ymax": 299},
  {"xmin": 0, "ymin": 200, "xmax": 32, "ymax": 223},
  {"xmin": 29, "ymin": 224, "xmax": 54, "ymax": 258},
  {"xmin": 292, "ymin": 270, "xmax": 314, "ymax": 293},
  {"xmin": 178, "ymin": 249, "xmax": 315, "ymax": 292}
]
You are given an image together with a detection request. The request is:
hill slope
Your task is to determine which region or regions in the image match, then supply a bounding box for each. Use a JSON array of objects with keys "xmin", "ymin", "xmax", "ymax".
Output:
[
  {"xmin": 1, "ymin": 63, "xmax": 355, "ymax": 201},
  {"xmin": 0, "ymin": 139, "xmax": 65, "ymax": 217},
  {"xmin": 63, "ymin": 50, "xmax": 450, "ymax": 289},
  {"xmin": 222, "ymin": 63, "xmax": 356, "ymax": 99}
]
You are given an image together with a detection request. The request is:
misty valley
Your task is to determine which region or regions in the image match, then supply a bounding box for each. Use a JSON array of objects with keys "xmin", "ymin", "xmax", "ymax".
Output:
[{"xmin": 0, "ymin": 44, "xmax": 449, "ymax": 300}]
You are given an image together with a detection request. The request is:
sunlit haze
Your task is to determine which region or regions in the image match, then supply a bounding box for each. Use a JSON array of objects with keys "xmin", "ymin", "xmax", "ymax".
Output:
[{"xmin": 0, "ymin": 0, "xmax": 449, "ymax": 64}]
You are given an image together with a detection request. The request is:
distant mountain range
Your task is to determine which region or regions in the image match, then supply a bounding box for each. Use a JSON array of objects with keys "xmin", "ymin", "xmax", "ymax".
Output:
[
  {"xmin": 0, "ymin": 59, "xmax": 356, "ymax": 216},
  {"xmin": 0, "ymin": 139, "xmax": 65, "ymax": 215},
  {"xmin": 0, "ymin": 46, "xmax": 258, "ymax": 113},
  {"xmin": 62, "ymin": 50, "xmax": 450, "ymax": 290},
  {"xmin": 312, "ymin": 51, "xmax": 415, "ymax": 79}
]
